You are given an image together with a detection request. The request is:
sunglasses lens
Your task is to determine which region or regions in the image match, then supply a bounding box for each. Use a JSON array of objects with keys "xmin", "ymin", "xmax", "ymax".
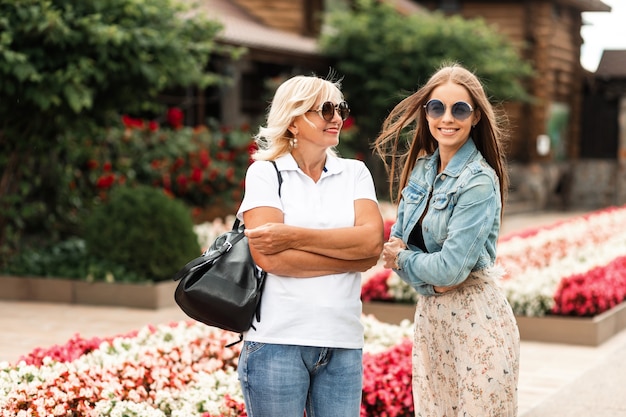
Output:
[
  {"xmin": 452, "ymin": 102, "xmax": 473, "ymax": 120},
  {"xmin": 320, "ymin": 101, "xmax": 350, "ymax": 121},
  {"xmin": 321, "ymin": 102, "xmax": 335, "ymax": 121},
  {"xmin": 425, "ymin": 100, "xmax": 473, "ymax": 120},
  {"xmin": 338, "ymin": 101, "xmax": 350, "ymax": 121},
  {"xmin": 425, "ymin": 99, "xmax": 445, "ymax": 118}
]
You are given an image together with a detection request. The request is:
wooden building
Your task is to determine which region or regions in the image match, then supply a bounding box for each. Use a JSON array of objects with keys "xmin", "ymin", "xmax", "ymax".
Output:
[
  {"xmin": 420, "ymin": 0, "xmax": 611, "ymax": 164},
  {"xmin": 184, "ymin": 0, "xmax": 623, "ymax": 208},
  {"xmin": 575, "ymin": 50, "xmax": 626, "ymax": 208},
  {"xmin": 190, "ymin": 0, "xmax": 610, "ymax": 163},
  {"xmin": 417, "ymin": 0, "xmax": 624, "ymax": 210},
  {"xmin": 173, "ymin": 0, "xmax": 330, "ymax": 128},
  {"xmin": 180, "ymin": 0, "xmax": 424, "ymax": 128}
]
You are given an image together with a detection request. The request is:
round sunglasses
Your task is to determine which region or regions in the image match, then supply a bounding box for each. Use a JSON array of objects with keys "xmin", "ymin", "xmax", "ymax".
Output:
[
  {"xmin": 424, "ymin": 99, "xmax": 474, "ymax": 121},
  {"xmin": 306, "ymin": 101, "xmax": 350, "ymax": 122}
]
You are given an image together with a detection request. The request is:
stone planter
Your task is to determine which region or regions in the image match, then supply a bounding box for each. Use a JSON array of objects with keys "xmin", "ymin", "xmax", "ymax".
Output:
[
  {"xmin": 515, "ymin": 301, "xmax": 626, "ymax": 346},
  {"xmin": 362, "ymin": 301, "xmax": 415, "ymax": 325},
  {"xmin": 0, "ymin": 275, "xmax": 177, "ymax": 309},
  {"xmin": 362, "ymin": 300, "xmax": 626, "ymax": 347}
]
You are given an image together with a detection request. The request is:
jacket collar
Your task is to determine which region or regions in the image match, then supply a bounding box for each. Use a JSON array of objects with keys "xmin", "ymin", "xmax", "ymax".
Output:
[{"xmin": 426, "ymin": 138, "xmax": 479, "ymax": 178}]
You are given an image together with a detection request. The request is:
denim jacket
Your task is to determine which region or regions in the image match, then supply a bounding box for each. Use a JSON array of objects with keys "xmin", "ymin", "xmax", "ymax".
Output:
[{"xmin": 392, "ymin": 138, "xmax": 501, "ymax": 296}]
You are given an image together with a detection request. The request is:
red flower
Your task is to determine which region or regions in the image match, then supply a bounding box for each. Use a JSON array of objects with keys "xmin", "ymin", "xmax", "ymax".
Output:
[
  {"xmin": 552, "ymin": 255, "xmax": 626, "ymax": 316},
  {"xmin": 167, "ymin": 107, "xmax": 184, "ymax": 129},
  {"xmin": 248, "ymin": 142, "xmax": 258, "ymax": 163},
  {"xmin": 148, "ymin": 120, "xmax": 159, "ymax": 132},
  {"xmin": 96, "ymin": 174, "xmax": 115, "ymax": 189},
  {"xmin": 199, "ymin": 149, "xmax": 210, "ymax": 168},
  {"xmin": 103, "ymin": 161, "xmax": 112, "ymax": 172},
  {"xmin": 190, "ymin": 167, "xmax": 203, "ymax": 183},
  {"xmin": 86, "ymin": 160, "xmax": 98, "ymax": 170},
  {"xmin": 176, "ymin": 174, "xmax": 188, "ymax": 188},
  {"xmin": 361, "ymin": 269, "xmax": 393, "ymax": 302},
  {"xmin": 343, "ymin": 115, "xmax": 355, "ymax": 130},
  {"xmin": 383, "ymin": 219, "xmax": 395, "ymax": 241},
  {"xmin": 121, "ymin": 115, "xmax": 144, "ymax": 129},
  {"xmin": 361, "ymin": 338, "xmax": 414, "ymax": 416}
]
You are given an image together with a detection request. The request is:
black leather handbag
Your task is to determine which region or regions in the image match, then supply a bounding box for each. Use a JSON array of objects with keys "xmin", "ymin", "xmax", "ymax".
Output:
[{"xmin": 173, "ymin": 161, "xmax": 282, "ymax": 343}]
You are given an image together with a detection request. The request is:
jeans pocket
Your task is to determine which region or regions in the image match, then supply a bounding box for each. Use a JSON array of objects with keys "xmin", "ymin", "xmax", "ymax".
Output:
[{"xmin": 244, "ymin": 340, "xmax": 266, "ymax": 355}]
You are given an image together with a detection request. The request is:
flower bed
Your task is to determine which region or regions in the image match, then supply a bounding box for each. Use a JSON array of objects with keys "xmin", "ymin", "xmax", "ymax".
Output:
[
  {"xmin": 497, "ymin": 206, "xmax": 626, "ymax": 317},
  {"xmin": 362, "ymin": 205, "xmax": 626, "ymax": 319},
  {"xmin": 4, "ymin": 207, "xmax": 626, "ymax": 415},
  {"xmin": 0, "ymin": 317, "xmax": 413, "ymax": 417},
  {"xmin": 361, "ymin": 205, "xmax": 626, "ymax": 346}
]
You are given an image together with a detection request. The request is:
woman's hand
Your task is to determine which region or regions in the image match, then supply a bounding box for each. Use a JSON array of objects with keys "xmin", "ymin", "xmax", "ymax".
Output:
[
  {"xmin": 245, "ymin": 223, "xmax": 293, "ymax": 255},
  {"xmin": 381, "ymin": 237, "xmax": 406, "ymax": 269}
]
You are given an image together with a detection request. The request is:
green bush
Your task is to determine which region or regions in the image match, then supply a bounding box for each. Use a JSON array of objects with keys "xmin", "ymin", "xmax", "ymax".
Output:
[
  {"xmin": 0, "ymin": 238, "xmax": 144, "ymax": 283},
  {"xmin": 83, "ymin": 185, "xmax": 200, "ymax": 282},
  {"xmin": 0, "ymin": 0, "xmax": 241, "ymax": 261},
  {"xmin": 320, "ymin": 0, "xmax": 534, "ymax": 144}
]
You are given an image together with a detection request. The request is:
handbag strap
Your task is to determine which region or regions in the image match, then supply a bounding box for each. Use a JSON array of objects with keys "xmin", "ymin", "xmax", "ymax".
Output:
[
  {"xmin": 224, "ymin": 161, "xmax": 282, "ymax": 345},
  {"xmin": 230, "ymin": 159, "xmax": 282, "ymax": 232},
  {"xmin": 270, "ymin": 160, "xmax": 283, "ymax": 197}
]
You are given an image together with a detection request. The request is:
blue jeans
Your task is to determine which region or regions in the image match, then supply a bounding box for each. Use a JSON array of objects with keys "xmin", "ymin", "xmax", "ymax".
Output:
[{"xmin": 237, "ymin": 342, "xmax": 363, "ymax": 417}]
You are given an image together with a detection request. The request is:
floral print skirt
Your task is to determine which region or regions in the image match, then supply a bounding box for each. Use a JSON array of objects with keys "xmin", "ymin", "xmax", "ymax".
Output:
[{"xmin": 412, "ymin": 269, "xmax": 520, "ymax": 417}]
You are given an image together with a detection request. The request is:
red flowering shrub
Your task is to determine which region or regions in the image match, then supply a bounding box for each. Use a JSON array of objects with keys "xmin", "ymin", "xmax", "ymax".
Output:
[
  {"xmin": 361, "ymin": 338, "xmax": 414, "ymax": 417},
  {"xmin": 73, "ymin": 115, "xmax": 255, "ymax": 213}
]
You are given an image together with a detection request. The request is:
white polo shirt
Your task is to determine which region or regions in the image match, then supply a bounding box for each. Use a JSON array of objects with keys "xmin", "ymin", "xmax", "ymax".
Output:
[{"xmin": 236, "ymin": 153, "xmax": 378, "ymax": 348}]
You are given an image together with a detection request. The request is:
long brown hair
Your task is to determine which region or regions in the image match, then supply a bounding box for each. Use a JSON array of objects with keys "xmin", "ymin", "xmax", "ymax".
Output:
[{"xmin": 373, "ymin": 63, "xmax": 509, "ymax": 209}]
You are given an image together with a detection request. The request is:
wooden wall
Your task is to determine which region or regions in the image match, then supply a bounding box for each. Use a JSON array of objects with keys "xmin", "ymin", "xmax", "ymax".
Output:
[{"xmin": 234, "ymin": 0, "xmax": 323, "ymax": 36}]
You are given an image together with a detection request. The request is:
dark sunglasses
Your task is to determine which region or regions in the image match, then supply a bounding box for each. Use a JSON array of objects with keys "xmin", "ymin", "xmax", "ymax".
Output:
[
  {"xmin": 424, "ymin": 99, "xmax": 474, "ymax": 121},
  {"xmin": 306, "ymin": 101, "xmax": 350, "ymax": 122}
]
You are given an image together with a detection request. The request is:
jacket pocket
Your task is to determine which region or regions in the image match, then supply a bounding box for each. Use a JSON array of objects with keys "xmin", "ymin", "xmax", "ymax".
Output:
[
  {"xmin": 401, "ymin": 183, "xmax": 428, "ymax": 228},
  {"xmin": 428, "ymin": 191, "xmax": 454, "ymax": 244}
]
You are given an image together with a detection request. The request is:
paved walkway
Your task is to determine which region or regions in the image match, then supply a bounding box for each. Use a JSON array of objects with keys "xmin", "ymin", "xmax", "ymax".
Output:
[{"xmin": 1, "ymin": 210, "xmax": 625, "ymax": 416}]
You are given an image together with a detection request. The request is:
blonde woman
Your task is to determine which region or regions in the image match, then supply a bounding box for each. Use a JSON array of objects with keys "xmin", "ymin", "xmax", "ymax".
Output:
[{"xmin": 236, "ymin": 74, "xmax": 384, "ymax": 416}]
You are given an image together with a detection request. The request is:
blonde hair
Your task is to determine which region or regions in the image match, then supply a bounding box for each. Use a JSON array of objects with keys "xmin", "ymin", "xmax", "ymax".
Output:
[
  {"xmin": 252, "ymin": 75, "xmax": 344, "ymax": 161},
  {"xmin": 373, "ymin": 63, "xmax": 508, "ymax": 208}
]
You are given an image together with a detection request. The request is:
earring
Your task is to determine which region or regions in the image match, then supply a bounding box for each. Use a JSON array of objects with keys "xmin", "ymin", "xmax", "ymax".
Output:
[{"xmin": 290, "ymin": 137, "xmax": 298, "ymax": 148}]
